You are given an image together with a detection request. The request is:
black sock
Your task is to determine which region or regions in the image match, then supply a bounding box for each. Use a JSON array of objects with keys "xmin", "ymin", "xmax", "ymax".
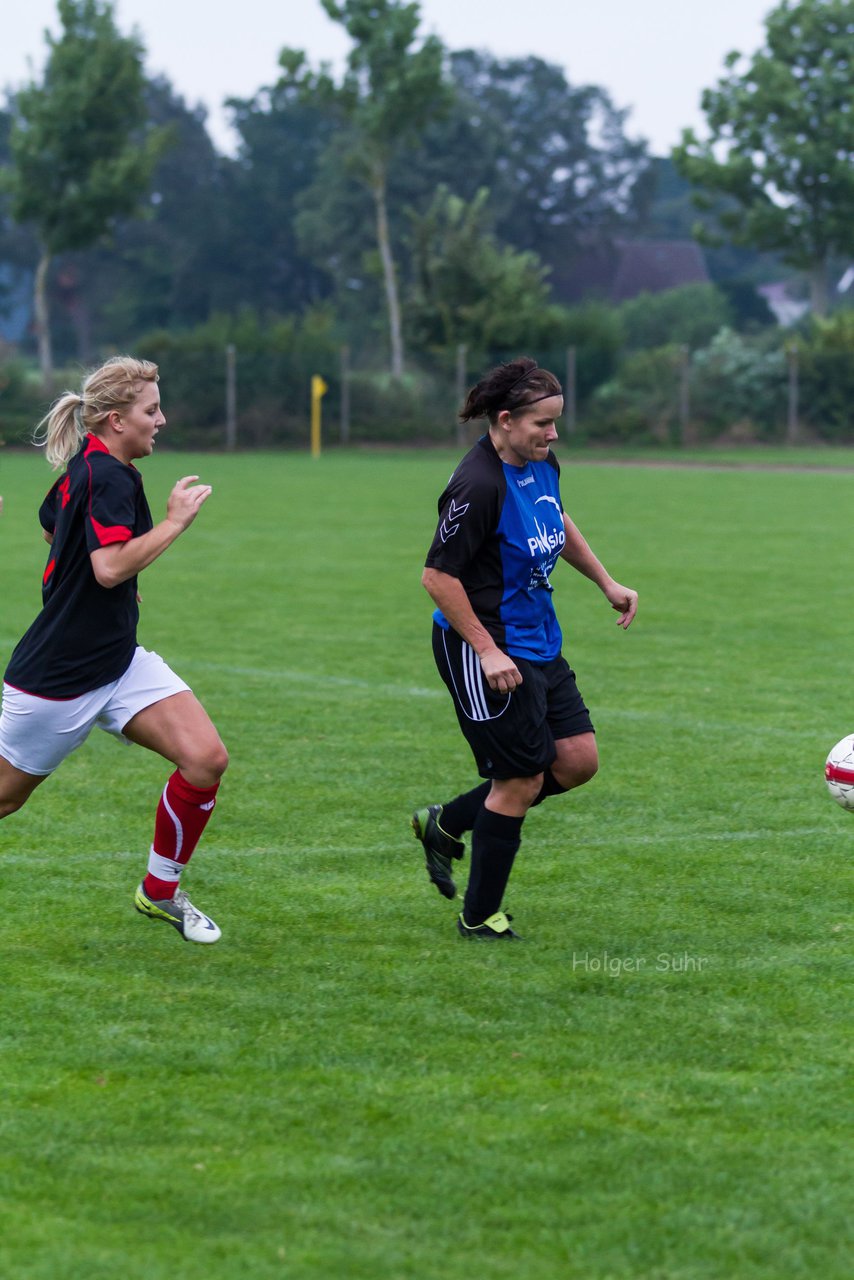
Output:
[
  {"xmin": 439, "ymin": 782, "xmax": 491, "ymax": 838},
  {"xmin": 463, "ymin": 807, "xmax": 524, "ymax": 925},
  {"xmin": 529, "ymin": 768, "xmax": 568, "ymax": 808}
]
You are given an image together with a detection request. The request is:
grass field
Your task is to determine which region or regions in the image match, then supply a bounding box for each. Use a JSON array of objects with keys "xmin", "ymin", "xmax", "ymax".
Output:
[{"xmin": 0, "ymin": 443, "xmax": 852, "ymax": 1280}]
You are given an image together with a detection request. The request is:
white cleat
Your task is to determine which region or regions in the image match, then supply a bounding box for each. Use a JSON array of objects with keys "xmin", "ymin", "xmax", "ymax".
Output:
[{"xmin": 134, "ymin": 884, "xmax": 221, "ymax": 943}]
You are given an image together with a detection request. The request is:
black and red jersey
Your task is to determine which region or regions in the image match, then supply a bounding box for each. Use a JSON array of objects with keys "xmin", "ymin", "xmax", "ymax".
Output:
[
  {"xmin": 424, "ymin": 434, "xmax": 566, "ymax": 662},
  {"xmin": 4, "ymin": 435, "xmax": 153, "ymax": 697}
]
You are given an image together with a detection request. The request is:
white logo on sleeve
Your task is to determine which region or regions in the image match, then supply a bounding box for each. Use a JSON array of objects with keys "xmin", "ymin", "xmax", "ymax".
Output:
[{"xmin": 439, "ymin": 498, "xmax": 470, "ymax": 542}]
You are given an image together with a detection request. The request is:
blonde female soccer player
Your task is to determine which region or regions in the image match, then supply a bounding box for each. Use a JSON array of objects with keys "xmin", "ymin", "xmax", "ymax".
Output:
[{"xmin": 0, "ymin": 356, "xmax": 228, "ymax": 943}]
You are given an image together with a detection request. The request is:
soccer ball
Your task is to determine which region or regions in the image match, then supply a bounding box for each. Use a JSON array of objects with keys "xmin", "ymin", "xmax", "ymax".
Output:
[{"xmin": 825, "ymin": 734, "xmax": 854, "ymax": 811}]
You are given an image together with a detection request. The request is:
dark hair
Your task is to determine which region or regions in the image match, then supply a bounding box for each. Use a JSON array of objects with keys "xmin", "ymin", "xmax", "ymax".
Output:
[{"xmin": 459, "ymin": 357, "xmax": 562, "ymax": 423}]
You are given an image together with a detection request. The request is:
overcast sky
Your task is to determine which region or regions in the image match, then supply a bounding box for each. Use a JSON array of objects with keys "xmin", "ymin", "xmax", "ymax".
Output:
[{"xmin": 1, "ymin": 0, "xmax": 776, "ymax": 157}]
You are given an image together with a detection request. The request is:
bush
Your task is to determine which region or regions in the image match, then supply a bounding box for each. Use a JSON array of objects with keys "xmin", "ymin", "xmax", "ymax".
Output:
[
  {"xmin": 582, "ymin": 345, "xmax": 685, "ymax": 444},
  {"xmin": 619, "ymin": 283, "xmax": 733, "ymax": 352},
  {"xmin": 346, "ymin": 369, "xmax": 457, "ymax": 444},
  {"xmin": 690, "ymin": 328, "xmax": 786, "ymax": 440},
  {"xmin": 0, "ymin": 359, "xmax": 55, "ymax": 444},
  {"xmin": 798, "ymin": 311, "xmax": 854, "ymax": 440},
  {"xmin": 137, "ymin": 307, "xmax": 343, "ymax": 447},
  {"xmin": 542, "ymin": 302, "xmax": 624, "ymax": 403}
]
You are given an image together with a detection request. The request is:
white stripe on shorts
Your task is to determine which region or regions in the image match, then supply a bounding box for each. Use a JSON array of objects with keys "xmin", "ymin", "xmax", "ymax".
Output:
[
  {"xmin": 443, "ymin": 630, "xmax": 511, "ymax": 723},
  {"xmin": 462, "ymin": 640, "xmax": 488, "ymax": 720}
]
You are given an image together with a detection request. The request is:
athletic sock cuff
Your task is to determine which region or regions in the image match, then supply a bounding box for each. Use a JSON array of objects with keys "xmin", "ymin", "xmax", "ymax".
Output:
[
  {"xmin": 476, "ymin": 808, "xmax": 524, "ymax": 841},
  {"xmin": 171, "ymin": 770, "xmax": 220, "ymax": 805}
]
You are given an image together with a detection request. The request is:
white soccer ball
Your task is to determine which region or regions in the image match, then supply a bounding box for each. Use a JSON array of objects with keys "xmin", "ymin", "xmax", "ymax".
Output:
[{"xmin": 825, "ymin": 734, "xmax": 854, "ymax": 811}]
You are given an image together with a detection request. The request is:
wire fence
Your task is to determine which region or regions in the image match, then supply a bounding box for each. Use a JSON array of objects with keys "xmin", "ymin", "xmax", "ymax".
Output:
[{"xmin": 0, "ymin": 334, "xmax": 851, "ymax": 449}]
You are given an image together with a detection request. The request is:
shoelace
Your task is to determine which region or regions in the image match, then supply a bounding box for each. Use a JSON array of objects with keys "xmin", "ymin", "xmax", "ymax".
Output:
[{"xmin": 172, "ymin": 888, "xmax": 203, "ymax": 925}]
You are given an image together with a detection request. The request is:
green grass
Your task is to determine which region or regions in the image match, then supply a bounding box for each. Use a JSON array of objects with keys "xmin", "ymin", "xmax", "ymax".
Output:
[
  {"xmin": 1, "ymin": 444, "xmax": 852, "ymax": 1279},
  {"xmin": 562, "ymin": 441, "xmax": 854, "ymax": 468}
]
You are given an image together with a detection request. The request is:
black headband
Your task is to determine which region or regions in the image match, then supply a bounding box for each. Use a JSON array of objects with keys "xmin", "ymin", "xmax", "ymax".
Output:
[
  {"xmin": 503, "ymin": 362, "xmax": 539, "ymax": 399},
  {"xmin": 501, "ymin": 362, "xmax": 562, "ymax": 410},
  {"xmin": 509, "ymin": 388, "xmax": 563, "ymax": 411}
]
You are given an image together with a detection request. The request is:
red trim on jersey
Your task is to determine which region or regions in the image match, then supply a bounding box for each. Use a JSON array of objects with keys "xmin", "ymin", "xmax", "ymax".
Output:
[
  {"xmin": 83, "ymin": 434, "xmax": 110, "ymax": 456},
  {"xmin": 2, "ymin": 682, "xmax": 79, "ymax": 702},
  {"xmin": 90, "ymin": 516, "xmax": 133, "ymax": 546},
  {"xmin": 43, "ymin": 558, "xmax": 56, "ymax": 585},
  {"xmin": 826, "ymin": 763, "xmax": 854, "ymax": 786},
  {"xmin": 83, "ymin": 438, "xmax": 133, "ymax": 546}
]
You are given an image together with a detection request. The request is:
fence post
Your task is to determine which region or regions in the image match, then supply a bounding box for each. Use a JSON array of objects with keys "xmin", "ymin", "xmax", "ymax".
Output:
[
  {"xmin": 455, "ymin": 343, "xmax": 468, "ymax": 446},
  {"xmin": 225, "ymin": 343, "xmax": 237, "ymax": 452},
  {"xmin": 678, "ymin": 345, "xmax": 694, "ymax": 446},
  {"xmin": 565, "ymin": 345, "xmax": 577, "ymax": 435},
  {"xmin": 340, "ymin": 344, "xmax": 351, "ymax": 445},
  {"xmin": 786, "ymin": 341, "xmax": 799, "ymax": 445}
]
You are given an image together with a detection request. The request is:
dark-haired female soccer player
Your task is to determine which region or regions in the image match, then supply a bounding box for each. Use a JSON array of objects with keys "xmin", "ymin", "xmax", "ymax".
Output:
[
  {"xmin": 412, "ymin": 357, "xmax": 637, "ymax": 940},
  {"xmin": 0, "ymin": 356, "xmax": 228, "ymax": 943}
]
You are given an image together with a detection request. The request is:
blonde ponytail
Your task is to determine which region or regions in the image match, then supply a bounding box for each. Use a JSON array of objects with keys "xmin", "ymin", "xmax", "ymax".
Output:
[{"xmin": 34, "ymin": 392, "xmax": 86, "ymax": 471}]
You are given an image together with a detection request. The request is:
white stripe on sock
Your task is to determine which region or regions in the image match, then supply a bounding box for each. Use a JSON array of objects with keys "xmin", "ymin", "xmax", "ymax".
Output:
[{"xmin": 160, "ymin": 784, "xmax": 184, "ymax": 861}]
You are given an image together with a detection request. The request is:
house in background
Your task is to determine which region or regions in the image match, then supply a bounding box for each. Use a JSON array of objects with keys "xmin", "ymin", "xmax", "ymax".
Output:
[
  {"xmin": 550, "ymin": 238, "xmax": 710, "ymax": 305},
  {"xmin": 756, "ymin": 281, "xmax": 809, "ymax": 327}
]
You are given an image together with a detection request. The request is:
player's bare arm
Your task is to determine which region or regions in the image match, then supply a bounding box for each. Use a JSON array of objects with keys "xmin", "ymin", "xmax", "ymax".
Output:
[
  {"xmin": 421, "ymin": 566, "xmax": 523, "ymax": 692},
  {"xmin": 91, "ymin": 476, "xmax": 211, "ymax": 589},
  {"xmin": 559, "ymin": 513, "xmax": 638, "ymax": 629}
]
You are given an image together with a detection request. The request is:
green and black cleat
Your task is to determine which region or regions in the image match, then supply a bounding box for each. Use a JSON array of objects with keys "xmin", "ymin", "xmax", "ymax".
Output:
[
  {"xmin": 411, "ymin": 804, "xmax": 464, "ymax": 899},
  {"xmin": 456, "ymin": 910, "xmax": 522, "ymax": 941}
]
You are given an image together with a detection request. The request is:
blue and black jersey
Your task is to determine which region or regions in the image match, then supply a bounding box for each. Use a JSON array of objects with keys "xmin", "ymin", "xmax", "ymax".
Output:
[
  {"xmin": 5, "ymin": 435, "xmax": 152, "ymax": 698},
  {"xmin": 424, "ymin": 434, "xmax": 566, "ymax": 662}
]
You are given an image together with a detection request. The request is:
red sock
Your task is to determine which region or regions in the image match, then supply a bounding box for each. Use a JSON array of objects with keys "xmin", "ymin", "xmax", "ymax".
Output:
[{"xmin": 142, "ymin": 770, "xmax": 220, "ymax": 900}]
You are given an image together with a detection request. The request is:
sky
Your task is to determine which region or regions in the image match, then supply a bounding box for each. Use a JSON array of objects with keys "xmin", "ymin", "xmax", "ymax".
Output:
[{"xmin": 0, "ymin": 0, "xmax": 777, "ymax": 158}]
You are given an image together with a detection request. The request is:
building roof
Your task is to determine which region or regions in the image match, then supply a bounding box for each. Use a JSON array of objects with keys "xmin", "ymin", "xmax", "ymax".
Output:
[
  {"xmin": 610, "ymin": 240, "xmax": 710, "ymax": 301},
  {"xmin": 551, "ymin": 238, "xmax": 710, "ymax": 304}
]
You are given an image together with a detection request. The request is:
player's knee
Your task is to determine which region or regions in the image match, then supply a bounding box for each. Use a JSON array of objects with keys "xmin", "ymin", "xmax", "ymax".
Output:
[
  {"xmin": 553, "ymin": 751, "xmax": 598, "ymax": 791},
  {"xmin": 182, "ymin": 739, "xmax": 228, "ymax": 787},
  {"xmin": 575, "ymin": 756, "xmax": 599, "ymax": 787},
  {"xmin": 517, "ymin": 773, "xmax": 545, "ymax": 808},
  {"xmin": 206, "ymin": 741, "xmax": 229, "ymax": 781},
  {"xmin": 489, "ymin": 773, "xmax": 543, "ymax": 813}
]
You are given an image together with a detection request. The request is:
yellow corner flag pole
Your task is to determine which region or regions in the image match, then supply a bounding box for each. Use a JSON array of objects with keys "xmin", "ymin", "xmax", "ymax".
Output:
[{"xmin": 311, "ymin": 375, "xmax": 328, "ymax": 458}]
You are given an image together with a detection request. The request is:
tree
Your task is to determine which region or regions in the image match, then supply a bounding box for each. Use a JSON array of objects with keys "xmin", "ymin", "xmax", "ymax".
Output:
[
  {"xmin": 84, "ymin": 78, "xmax": 231, "ymax": 341},
  {"xmin": 430, "ymin": 52, "xmax": 648, "ymax": 260},
  {"xmin": 289, "ymin": 45, "xmax": 647, "ymax": 351},
  {"xmin": 281, "ymin": 0, "xmax": 449, "ymax": 375},
  {"xmin": 0, "ymin": 108, "xmax": 39, "ymax": 334},
  {"xmin": 3, "ymin": 0, "xmax": 165, "ymax": 384},
  {"xmin": 673, "ymin": 0, "xmax": 854, "ymax": 316},
  {"xmin": 407, "ymin": 185, "xmax": 553, "ymax": 357},
  {"xmin": 224, "ymin": 74, "xmax": 337, "ymax": 314}
]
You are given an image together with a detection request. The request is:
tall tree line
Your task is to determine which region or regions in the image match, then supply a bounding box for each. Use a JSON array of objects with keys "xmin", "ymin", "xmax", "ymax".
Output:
[
  {"xmin": 3, "ymin": 0, "xmax": 849, "ymax": 374},
  {"xmin": 0, "ymin": 0, "xmax": 653, "ymax": 373}
]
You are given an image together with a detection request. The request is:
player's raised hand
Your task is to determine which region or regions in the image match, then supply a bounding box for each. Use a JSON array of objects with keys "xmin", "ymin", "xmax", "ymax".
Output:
[{"xmin": 166, "ymin": 476, "xmax": 212, "ymax": 531}]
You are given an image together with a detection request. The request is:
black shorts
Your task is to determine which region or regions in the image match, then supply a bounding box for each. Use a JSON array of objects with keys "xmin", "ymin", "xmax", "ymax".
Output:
[{"xmin": 432, "ymin": 622, "xmax": 594, "ymax": 780}]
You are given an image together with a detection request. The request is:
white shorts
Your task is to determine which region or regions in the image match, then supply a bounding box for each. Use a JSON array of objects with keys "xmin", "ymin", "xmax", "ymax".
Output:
[{"xmin": 0, "ymin": 646, "xmax": 190, "ymax": 776}]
